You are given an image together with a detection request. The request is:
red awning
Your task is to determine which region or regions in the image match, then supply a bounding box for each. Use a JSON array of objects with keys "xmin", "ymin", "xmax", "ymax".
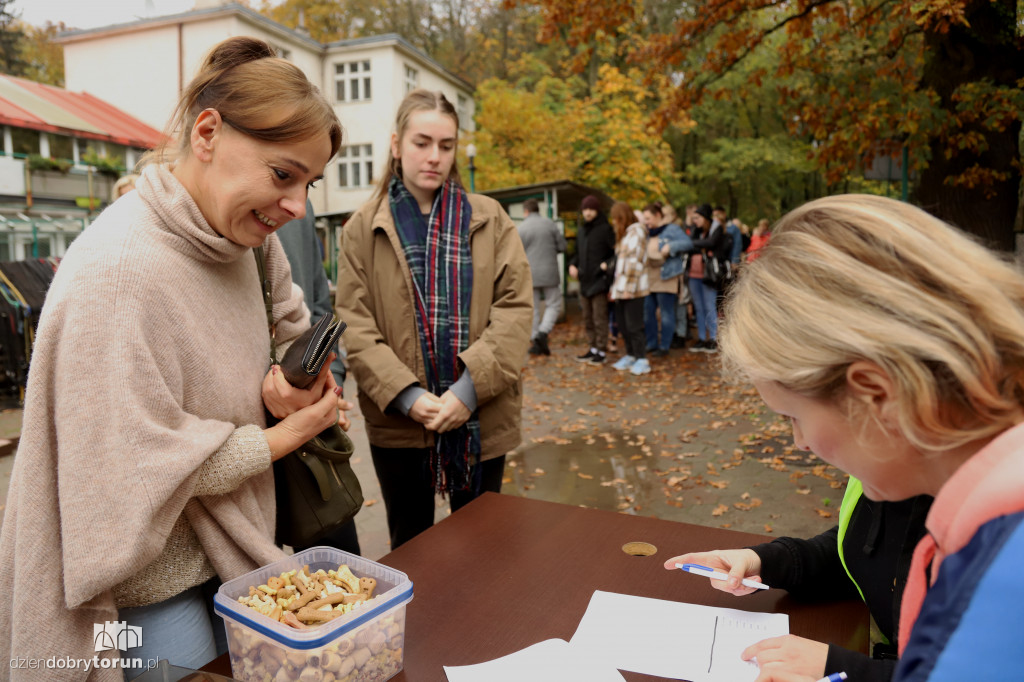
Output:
[{"xmin": 0, "ymin": 74, "xmax": 162, "ymax": 149}]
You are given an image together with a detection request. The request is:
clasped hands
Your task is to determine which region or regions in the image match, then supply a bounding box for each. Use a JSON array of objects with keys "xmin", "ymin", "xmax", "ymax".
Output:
[
  {"xmin": 663, "ymin": 548, "xmax": 829, "ymax": 682},
  {"xmin": 409, "ymin": 391, "xmax": 471, "ymax": 433},
  {"xmin": 261, "ymin": 352, "xmax": 354, "ymax": 461}
]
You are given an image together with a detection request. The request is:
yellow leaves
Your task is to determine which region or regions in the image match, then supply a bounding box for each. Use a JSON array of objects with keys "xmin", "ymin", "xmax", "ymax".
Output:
[
  {"xmin": 711, "ymin": 504, "xmax": 730, "ymax": 517},
  {"xmin": 814, "ymin": 508, "xmax": 833, "ymax": 518}
]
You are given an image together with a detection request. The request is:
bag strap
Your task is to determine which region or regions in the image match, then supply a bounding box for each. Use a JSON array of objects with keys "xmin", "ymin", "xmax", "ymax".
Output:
[{"xmin": 253, "ymin": 246, "xmax": 279, "ymax": 366}]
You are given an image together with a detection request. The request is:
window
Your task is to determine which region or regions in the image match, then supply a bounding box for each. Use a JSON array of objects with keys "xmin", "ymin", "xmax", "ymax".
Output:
[
  {"xmin": 338, "ymin": 144, "xmax": 373, "ymax": 189},
  {"xmin": 10, "ymin": 127, "xmax": 39, "ymax": 157},
  {"xmin": 404, "ymin": 65, "xmax": 419, "ymax": 93},
  {"xmin": 76, "ymin": 138, "xmax": 92, "ymax": 160},
  {"xmin": 49, "ymin": 134, "xmax": 74, "ymax": 161},
  {"xmin": 334, "ymin": 60, "xmax": 372, "ymax": 102},
  {"xmin": 457, "ymin": 95, "xmax": 469, "ymax": 130}
]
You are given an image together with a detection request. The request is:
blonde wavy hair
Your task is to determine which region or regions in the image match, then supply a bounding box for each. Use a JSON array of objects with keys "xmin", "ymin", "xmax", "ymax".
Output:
[{"xmin": 721, "ymin": 194, "xmax": 1024, "ymax": 453}]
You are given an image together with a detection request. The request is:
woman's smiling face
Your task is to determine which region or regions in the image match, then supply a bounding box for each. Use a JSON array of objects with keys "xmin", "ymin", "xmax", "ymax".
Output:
[{"xmin": 188, "ymin": 110, "xmax": 331, "ymax": 247}]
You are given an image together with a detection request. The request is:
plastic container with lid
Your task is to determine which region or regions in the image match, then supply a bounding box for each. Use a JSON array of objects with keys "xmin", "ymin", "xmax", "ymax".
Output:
[{"xmin": 213, "ymin": 546, "xmax": 413, "ymax": 682}]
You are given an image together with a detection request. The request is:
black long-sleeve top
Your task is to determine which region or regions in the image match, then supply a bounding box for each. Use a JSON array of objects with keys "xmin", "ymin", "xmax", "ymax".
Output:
[{"xmin": 749, "ymin": 494, "xmax": 932, "ymax": 682}]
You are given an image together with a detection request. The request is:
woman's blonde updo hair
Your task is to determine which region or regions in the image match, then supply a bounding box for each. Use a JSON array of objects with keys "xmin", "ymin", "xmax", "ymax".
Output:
[
  {"xmin": 141, "ymin": 36, "xmax": 342, "ymax": 167},
  {"xmin": 721, "ymin": 194, "xmax": 1024, "ymax": 454},
  {"xmin": 373, "ymin": 89, "xmax": 461, "ymax": 199}
]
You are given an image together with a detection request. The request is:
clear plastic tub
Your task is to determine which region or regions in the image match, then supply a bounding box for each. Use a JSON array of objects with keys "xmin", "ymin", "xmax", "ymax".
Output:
[{"xmin": 213, "ymin": 546, "xmax": 413, "ymax": 682}]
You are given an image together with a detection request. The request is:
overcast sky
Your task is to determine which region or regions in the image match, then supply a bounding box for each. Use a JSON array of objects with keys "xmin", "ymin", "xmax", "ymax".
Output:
[{"xmin": 13, "ymin": 1, "xmax": 227, "ymax": 31}]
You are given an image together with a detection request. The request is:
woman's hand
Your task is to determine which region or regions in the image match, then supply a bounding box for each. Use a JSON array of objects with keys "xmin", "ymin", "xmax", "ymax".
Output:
[
  {"xmin": 335, "ymin": 386, "xmax": 354, "ymax": 432},
  {"xmin": 261, "ymin": 353, "xmax": 336, "ymax": 419},
  {"xmin": 661, "ymin": 243, "xmax": 671, "ymax": 256},
  {"xmin": 745, "ymin": 635, "xmax": 829, "ymax": 682},
  {"xmin": 264, "ymin": 385, "xmax": 342, "ymax": 461},
  {"xmin": 663, "ymin": 548, "xmax": 763, "ymax": 595},
  {"xmin": 569, "ymin": 264, "xmax": 579, "ymax": 280},
  {"xmin": 408, "ymin": 392, "xmax": 443, "ymax": 425},
  {"xmin": 425, "ymin": 390, "xmax": 471, "ymax": 433}
]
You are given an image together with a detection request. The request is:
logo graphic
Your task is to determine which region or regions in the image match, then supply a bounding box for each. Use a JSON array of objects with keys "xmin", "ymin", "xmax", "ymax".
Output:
[{"xmin": 93, "ymin": 621, "xmax": 142, "ymax": 653}]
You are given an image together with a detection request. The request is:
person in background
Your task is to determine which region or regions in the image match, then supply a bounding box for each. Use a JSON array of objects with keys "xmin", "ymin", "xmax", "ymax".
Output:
[
  {"xmin": 111, "ymin": 173, "xmax": 139, "ymax": 201},
  {"xmin": 608, "ymin": 201, "xmax": 650, "ymax": 375},
  {"xmin": 687, "ymin": 203, "xmax": 725, "ymax": 353},
  {"xmin": 747, "ymin": 218, "xmax": 771, "ymax": 262},
  {"xmin": 642, "ymin": 202, "xmax": 692, "ymax": 358},
  {"xmin": 671, "ymin": 204, "xmax": 697, "ymax": 349},
  {"xmin": 518, "ymin": 198, "xmax": 566, "ymax": 356},
  {"xmin": 569, "ymin": 195, "xmax": 615, "ymax": 365},
  {"xmin": 705, "ymin": 194, "xmax": 1024, "ymax": 682},
  {"xmin": 337, "ymin": 89, "xmax": 532, "ymax": 550},
  {"xmin": 0, "ymin": 36, "xmax": 345, "ymax": 678},
  {"xmin": 276, "ymin": 199, "xmax": 361, "ymax": 555}
]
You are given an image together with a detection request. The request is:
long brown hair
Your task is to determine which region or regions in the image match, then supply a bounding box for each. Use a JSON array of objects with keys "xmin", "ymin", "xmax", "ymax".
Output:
[
  {"xmin": 141, "ymin": 37, "xmax": 342, "ymax": 168},
  {"xmin": 373, "ymin": 89, "xmax": 462, "ymax": 200},
  {"xmin": 610, "ymin": 201, "xmax": 634, "ymax": 242}
]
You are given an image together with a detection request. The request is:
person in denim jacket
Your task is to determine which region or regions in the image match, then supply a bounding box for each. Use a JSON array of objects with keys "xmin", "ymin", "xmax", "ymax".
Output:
[{"xmin": 642, "ymin": 202, "xmax": 693, "ymax": 356}]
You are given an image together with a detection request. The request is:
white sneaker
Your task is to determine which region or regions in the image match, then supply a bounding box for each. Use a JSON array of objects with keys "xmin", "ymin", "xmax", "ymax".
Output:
[
  {"xmin": 612, "ymin": 355, "xmax": 636, "ymax": 371},
  {"xmin": 630, "ymin": 358, "xmax": 651, "ymax": 375}
]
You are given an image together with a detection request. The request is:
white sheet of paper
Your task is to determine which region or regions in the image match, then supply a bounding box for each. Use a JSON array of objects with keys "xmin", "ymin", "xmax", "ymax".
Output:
[
  {"xmin": 569, "ymin": 590, "xmax": 789, "ymax": 682},
  {"xmin": 443, "ymin": 638, "xmax": 627, "ymax": 682}
]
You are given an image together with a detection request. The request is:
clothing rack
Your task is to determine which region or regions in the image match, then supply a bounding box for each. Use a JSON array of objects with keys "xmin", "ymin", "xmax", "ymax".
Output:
[{"xmin": 0, "ymin": 259, "xmax": 60, "ymax": 406}]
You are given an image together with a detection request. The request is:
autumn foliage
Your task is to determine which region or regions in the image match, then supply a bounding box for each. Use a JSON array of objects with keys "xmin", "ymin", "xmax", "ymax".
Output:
[
  {"xmin": 471, "ymin": 65, "xmax": 676, "ymax": 205},
  {"xmin": 519, "ymin": 0, "xmax": 1024, "ymax": 245}
]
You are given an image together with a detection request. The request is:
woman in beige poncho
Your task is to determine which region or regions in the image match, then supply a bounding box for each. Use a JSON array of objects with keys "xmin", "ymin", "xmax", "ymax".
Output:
[{"xmin": 0, "ymin": 37, "xmax": 345, "ymax": 680}]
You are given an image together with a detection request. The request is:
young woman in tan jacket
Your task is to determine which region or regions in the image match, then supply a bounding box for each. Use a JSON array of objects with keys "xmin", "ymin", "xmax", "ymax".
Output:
[{"xmin": 336, "ymin": 90, "xmax": 532, "ymax": 549}]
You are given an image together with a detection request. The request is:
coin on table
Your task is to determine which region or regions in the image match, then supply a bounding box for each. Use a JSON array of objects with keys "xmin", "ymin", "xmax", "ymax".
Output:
[{"xmin": 621, "ymin": 541, "xmax": 657, "ymax": 556}]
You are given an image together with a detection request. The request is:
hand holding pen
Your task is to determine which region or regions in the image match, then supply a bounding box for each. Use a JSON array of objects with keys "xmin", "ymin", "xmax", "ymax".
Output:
[{"xmin": 663, "ymin": 548, "xmax": 766, "ymax": 595}]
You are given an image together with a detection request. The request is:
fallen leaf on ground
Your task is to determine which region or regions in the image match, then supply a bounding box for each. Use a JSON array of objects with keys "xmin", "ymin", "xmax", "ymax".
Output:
[
  {"xmin": 364, "ymin": 499, "xmax": 378, "ymax": 507},
  {"xmin": 815, "ymin": 508, "xmax": 833, "ymax": 518},
  {"xmin": 578, "ymin": 473, "xmax": 594, "ymax": 480},
  {"xmin": 711, "ymin": 504, "xmax": 729, "ymax": 517}
]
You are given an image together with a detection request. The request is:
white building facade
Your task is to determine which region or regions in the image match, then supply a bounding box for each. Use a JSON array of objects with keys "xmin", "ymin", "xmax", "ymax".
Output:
[{"xmin": 59, "ymin": 1, "xmax": 475, "ymax": 218}]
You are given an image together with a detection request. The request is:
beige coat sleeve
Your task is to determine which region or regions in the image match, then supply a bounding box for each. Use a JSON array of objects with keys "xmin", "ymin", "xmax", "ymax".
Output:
[
  {"xmin": 458, "ymin": 203, "xmax": 533, "ymax": 404},
  {"xmin": 336, "ymin": 205, "xmax": 422, "ymax": 412}
]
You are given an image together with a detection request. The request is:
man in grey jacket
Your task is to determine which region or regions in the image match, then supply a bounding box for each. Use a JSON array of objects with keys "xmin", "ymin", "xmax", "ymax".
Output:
[{"xmin": 517, "ymin": 198, "xmax": 566, "ymax": 355}]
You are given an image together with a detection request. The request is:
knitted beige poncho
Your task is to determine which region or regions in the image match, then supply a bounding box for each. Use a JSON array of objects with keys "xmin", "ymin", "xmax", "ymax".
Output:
[{"xmin": 0, "ymin": 164, "xmax": 308, "ymax": 680}]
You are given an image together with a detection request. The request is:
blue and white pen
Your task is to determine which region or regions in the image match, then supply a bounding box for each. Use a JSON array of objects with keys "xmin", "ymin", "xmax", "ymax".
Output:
[
  {"xmin": 674, "ymin": 563, "xmax": 770, "ymax": 590},
  {"xmin": 814, "ymin": 674, "xmax": 847, "ymax": 682}
]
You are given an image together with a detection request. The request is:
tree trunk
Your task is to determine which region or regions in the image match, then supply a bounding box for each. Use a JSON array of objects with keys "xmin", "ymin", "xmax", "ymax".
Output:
[{"xmin": 912, "ymin": 0, "xmax": 1022, "ymax": 251}]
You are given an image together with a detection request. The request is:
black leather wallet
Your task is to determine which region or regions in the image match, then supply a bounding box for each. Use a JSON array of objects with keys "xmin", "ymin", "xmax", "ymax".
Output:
[{"xmin": 279, "ymin": 314, "xmax": 347, "ymax": 389}]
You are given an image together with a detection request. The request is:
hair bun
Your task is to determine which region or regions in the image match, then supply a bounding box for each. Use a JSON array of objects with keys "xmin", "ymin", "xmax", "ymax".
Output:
[{"xmin": 206, "ymin": 36, "xmax": 277, "ymax": 73}]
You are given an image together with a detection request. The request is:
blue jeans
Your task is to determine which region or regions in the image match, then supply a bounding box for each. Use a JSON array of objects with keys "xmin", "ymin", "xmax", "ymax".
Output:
[
  {"xmin": 119, "ymin": 580, "xmax": 227, "ymax": 680},
  {"xmin": 688, "ymin": 278, "xmax": 718, "ymax": 341},
  {"xmin": 644, "ymin": 292, "xmax": 677, "ymax": 351}
]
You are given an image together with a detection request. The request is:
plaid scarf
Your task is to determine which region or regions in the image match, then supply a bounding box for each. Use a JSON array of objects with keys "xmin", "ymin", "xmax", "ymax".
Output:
[{"xmin": 389, "ymin": 175, "xmax": 481, "ymax": 495}]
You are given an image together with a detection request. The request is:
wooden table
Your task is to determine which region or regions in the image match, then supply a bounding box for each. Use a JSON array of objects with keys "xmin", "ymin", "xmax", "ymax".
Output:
[{"xmin": 205, "ymin": 492, "xmax": 868, "ymax": 681}]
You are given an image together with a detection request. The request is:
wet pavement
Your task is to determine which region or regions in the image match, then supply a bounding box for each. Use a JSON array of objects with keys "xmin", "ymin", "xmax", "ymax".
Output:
[
  {"xmin": 0, "ymin": 313, "xmax": 844, "ymax": 562},
  {"xmin": 506, "ymin": 321, "xmax": 845, "ymax": 547}
]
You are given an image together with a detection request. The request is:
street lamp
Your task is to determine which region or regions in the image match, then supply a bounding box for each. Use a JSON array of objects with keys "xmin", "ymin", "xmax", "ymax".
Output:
[{"xmin": 466, "ymin": 143, "xmax": 477, "ymax": 193}]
